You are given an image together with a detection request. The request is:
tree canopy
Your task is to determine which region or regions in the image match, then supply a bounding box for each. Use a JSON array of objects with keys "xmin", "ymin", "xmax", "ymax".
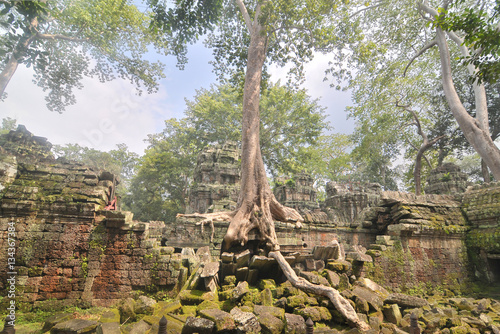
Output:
[{"xmin": 0, "ymin": 0, "xmax": 168, "ymax": 112}]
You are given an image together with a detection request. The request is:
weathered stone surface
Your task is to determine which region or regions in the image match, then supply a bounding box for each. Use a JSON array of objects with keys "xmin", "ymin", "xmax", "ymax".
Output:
[
  {"xmin": 385, "ymin": 293, "xmax": 428, "ymax": 308},
  {"xmin": 42, "ymin": 313, "xmax": 73, "ymax": 333},
  {"xmin": 323, "ymin": 269, "xmax": 340, "ymax": 288},
  {"xmin": 221, "ymin": 252, "xmax": 234, "ymax": 263},
  {"xmin": 352, "ymin": 286, "xmax": 383, "ymax": 311},
  {"xmin": 181, "ymin": 316, "xmax": 215, "ymax": 334},
  {"xmin": 235, "ymin": 249, "xmax": 251, "ymax": 267},
  {"xmin": 134, "ymin": 295, "xmax": 156, "ymax": 315},
  {"xmin": 383, "ymin": 304, "xmax": 402, "ymax": 325},
  {"xmin": 284, "ymin": 313, "xmax": 306, "ymax": 334},
  {"xmin": 254, "ymin": 305, "xmax": 285, "ymax": 320},
  {"xmin": 198, "ymin": 308, "xmax": 235, "ymax": 332},
  {"xmin": 256, "ymin": 312, "xmax": 284, "ymax": 334},
  {"xmin": 232, "ymin": 280, "xmax": 250, "ymax": 301},
  {"xmin": 230, "ymin": 307, "xmax": 261, "ymax": 334},
  {"xmin": 295, "ymin": 306, "xmax": 331, "ymax": 322},
  {"xmin": 50, "ymin": 319, "xmax": 98, "ymax": 334},
  {"xmin": 98, "ymin": 309, "xmax": 120, "ymax": 323},
  {"xmin": 126, "ymin": 320, "xmax": 151, "ymax": 334},
  {"xmin": 179, "ymin": 290, "xmax": 217, "ymax": 305},
  {"xmin": 300, "ymin": 271, "xmax": 330, "ymax": 286},
  {"xmin": 96, "ymin": 322, "xmax": 121, "ymax": 334}
]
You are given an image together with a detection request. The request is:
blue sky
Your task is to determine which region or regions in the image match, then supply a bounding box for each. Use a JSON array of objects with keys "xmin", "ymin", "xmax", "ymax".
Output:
[{"xmin": 2, "ymin": 41, "xmax": 354, "ymax": 155}]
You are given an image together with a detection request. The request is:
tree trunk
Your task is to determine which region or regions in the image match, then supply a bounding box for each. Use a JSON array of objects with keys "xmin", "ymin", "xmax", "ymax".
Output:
[
  {"xmin": 481, "ymin": 159, "xmax": 491, "ymax": 183},
  {"xmin": 435, "ymin": 27, "xmax": 500, "ymax": 180},
  {"xmin": 0, "ymin": 55, "xmax": 20, "ymax": 98},
  {"xmin": 1, "ymin": 19, "xmax": 38, "ymax": 98}
]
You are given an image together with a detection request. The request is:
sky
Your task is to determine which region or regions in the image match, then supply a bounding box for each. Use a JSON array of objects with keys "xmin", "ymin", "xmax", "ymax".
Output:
[{"xmin": 1, "ymin": 42, "xmax": 355, "ymax": 155}]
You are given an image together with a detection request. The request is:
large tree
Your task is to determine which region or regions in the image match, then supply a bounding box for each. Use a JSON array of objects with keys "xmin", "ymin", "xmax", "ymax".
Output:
[
  {"xmin": 332, "ymin": 0, "xmax": 500, "ymax": 180},
  {"xmin": 0, "ymin": 0, "xmax": 168, "ymax": 112},
  {"xmin": 150, "ymin": 0, "xmax": 369, "ymax": 329},
  {"xmin": 126, "ymin": 82, "xmax": 330, "ymax": 225}
]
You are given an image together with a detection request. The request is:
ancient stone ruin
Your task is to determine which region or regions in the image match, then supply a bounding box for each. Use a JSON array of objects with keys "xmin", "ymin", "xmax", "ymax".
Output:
[{"xmin": 1, "ymin": 127, "xmax": 500, "ymax": 333}]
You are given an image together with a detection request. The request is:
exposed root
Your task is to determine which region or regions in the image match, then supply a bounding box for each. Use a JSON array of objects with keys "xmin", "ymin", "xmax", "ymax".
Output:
[{"xmin": 269, "ymin": 251, "xmax": 371, "ymax": 331}]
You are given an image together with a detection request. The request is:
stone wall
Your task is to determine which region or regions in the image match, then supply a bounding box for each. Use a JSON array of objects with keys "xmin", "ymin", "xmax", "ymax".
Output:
[
  {"xmin": 462, "ymin": 182, "xmax": 500, "ymax": 282},
  {"xmin": 2, "ymin": 128, "xmax": 500, "ymax": 309},
  {"xmin": 323, "ymin": 181, "xmax": 382, "ymax": 226},
  {"xmin": 0, "ymin": 127, "xmax": 190, "ymax": 308}
]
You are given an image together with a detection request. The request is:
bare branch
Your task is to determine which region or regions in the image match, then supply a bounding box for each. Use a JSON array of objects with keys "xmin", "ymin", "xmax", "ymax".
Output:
[
  {"xmin": 403, "ymin": 40, "xmax": 437, "ymax": 76},
  {"xmin": 36, "ymin": 32, "xmax": 89, "ymax": 43},
  {"xmin": 234, "ymin": 0, "xmax": 252, "ymax": 32},
  {"xmin": 418, "ymin": 1, "xmax": 439, "ymax": 18},
  {"xmin": 349, "ymin": 2, "xmax": 385, "ymax": 19}
]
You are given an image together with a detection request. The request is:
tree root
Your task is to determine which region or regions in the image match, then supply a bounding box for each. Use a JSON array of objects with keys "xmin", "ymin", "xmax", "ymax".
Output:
[
  {"xmin": 178, "ymin": 205, "xmax": 368, "ymax": 330},
  {"xmin": 269, "ymin": 251, "xmax": 371, "ymax": 331}
]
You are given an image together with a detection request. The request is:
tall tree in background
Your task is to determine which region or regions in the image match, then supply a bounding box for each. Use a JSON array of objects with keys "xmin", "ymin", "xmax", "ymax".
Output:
[
  {"xmin": 330, "ymin": 0, "xmax": 500, "ymax": 184},
  {"xmin": 0, "ymin": 0, "xmax": 168, "ymax": 112},
  {"xmin": 126, "ymin": 82, "xmax": 329, "ymax": 225},
  {"xmin": 149, "ymin": 0, "xmax": 369, "ymax": 329}
]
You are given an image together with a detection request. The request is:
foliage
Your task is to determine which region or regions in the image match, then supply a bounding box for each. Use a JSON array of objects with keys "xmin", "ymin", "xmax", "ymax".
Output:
[
  {"xmin": 125, "ymin": 81, "xmax": 330, "ymax": 221},
  {"xmin": 0, "ymin": 0, "xmax": 168, "ymax": 112},
  {"xmin": 123, "ymin": 120, "xmax": 195, "ymax": 222},
  {"xmin": 0, "ymin": 117, "xmax": 17, "ymax": 134},
  {"xmin": 434, "ymin": 0, "xmax": 500, "ymax": 84}
]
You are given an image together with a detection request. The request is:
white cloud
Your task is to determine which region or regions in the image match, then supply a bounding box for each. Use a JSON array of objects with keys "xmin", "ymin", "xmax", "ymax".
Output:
[
  {"xmin": 269, "ymin": 52, "xmax": 355, "ymax": 134},
  {"xmin": 2, "ymin": 65, "xmax": 172, "ymax": 155}
]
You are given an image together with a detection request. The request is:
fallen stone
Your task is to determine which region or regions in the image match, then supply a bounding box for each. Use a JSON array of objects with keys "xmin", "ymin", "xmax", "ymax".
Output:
[
  {"xmin": 134, "ymin": 295, "xmax": 156, "ymax": 315},
  {"xmin": 312, "ymin": 244, "xmax": 342, "ymax": 261},
  {"xmin": 235, "ymin": 266, "xmax": 249, "ymax": 281},
  {"xmin": 352, "ymin": 286, "xmax": 384, "ymax": 311},
  {"xmin": 50, "ymin": 319, "xmax": 98, "ymax": 334},
  {"xmin": 221, "ymin": 252, "xmax": 234, "ymax": 263},
  {"xmin": 300, "ymin": 271, "xmax": 330, "ymax": 286},
  {"xmin": 200, "ymin": 262, "xmax": 220, "ymax": 278},
  {"xmin": 42, "ymin": 313, "xmax": 73, "ymax": 333},
  {"xmin": 232, "ymin": 280, "xmax": 250, "ymax": 301},
  {"xmin": 96, "ymin": 322, "xmax": 121, "ymax": 334},
  {"xmin": 99, "ymin": 309, "xmax": 120, "ymax": 323},
  {"xmin": 178, "ymin": 290, "xmax": 217, "ymax": 305},
  {"xmin": 181, "ymin": 316, "xmax": 215, "ymax": 334},
  {"xmin": 284, "ymin": 313, "xmax": 306, "ymax": 334},
  {"xmin": 198, "ymin": 308, "xmax": 235, "ymax": 332},
  {"xmin": 383, "ymin": 304, "xmax": 402, "ymax": 325},
  {"xmin": 256, "ymin": 312, "xmax": 284, "ymax": 334},
  {"xmin": 230, "ymin": 307, "xmax": 261, "ymax": 334},
  {"xmin": 323, "ymin": 269, "xmax": 340, "ymax": 288},
  {"xmin": 295, "ymin": 306, "xmax": 332, "ymax": 322},
  {"xmin": 254, "ymin": 305, "xmax": 285, "ymax": 320},
  {"xmin": 250, "ymin": 255, "xmax": 276, "ymax": 270},
  {"xmin": 196, "ymin": 300, "xmax": 220, "ymax": 312},
  {"xmin": 118, "ymin": 298, "xmax": 136, "ymax": 323},
  {"xmin": 385, "ymin": 293, "xmax": 428, "ymax": 308},
  {"xmin": 358, "ymin": 278, "xmax": 389, "ymax": 297},
  {"xmin": 235, "ymin": 249, "xmax": 251, "ymax": 267},
  {"xmin": 126, "ymin": 320, "xmax": 151, "ymax": 334}
]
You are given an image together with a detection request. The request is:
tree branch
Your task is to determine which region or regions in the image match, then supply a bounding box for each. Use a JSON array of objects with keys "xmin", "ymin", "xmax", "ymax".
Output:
[
  {"xmin": 349, "ymin": 2, "xmax": 386, "ymax": 19},
  {"xmin": 234, "ymin": 0, "xmax": 252, "ymax": 32},
  {"xmin": 403, "ymin": 40, "xmax": 436, "ymax": 76},
  {"xmin": 36, "ymin": 32, "xmax": 90, "ymax": 43}
]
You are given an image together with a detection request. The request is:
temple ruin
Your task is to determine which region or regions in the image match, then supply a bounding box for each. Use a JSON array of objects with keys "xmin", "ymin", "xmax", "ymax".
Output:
[{"xmin": 1, "ymin": 126, "xmax": 500, "ymax": 333}]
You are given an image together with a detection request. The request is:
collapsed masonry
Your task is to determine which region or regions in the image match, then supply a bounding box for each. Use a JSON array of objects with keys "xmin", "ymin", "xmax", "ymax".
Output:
[{"xmin": 0, "ymin": 127, "xmax": 499, "ymax": 310}]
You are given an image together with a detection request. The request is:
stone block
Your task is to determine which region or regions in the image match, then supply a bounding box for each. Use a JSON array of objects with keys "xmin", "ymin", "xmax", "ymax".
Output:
[
  {"xmin": 50, "ymin": 319, "xmax": 99, "ymax": 334},
  {"xmin": 284, "ymin": 313, "xmax": 306, "ymax": 334},
  {"xmin": 198, "ymin": 308, "xmax": 235, "ymax": 332},
  {"xmin": 230, "ymin": 307, "xmax": 261, "ymax": 334},
  {"xmin": 181, "ymin": 316, "xmax": 215, "ymax": 334}
]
